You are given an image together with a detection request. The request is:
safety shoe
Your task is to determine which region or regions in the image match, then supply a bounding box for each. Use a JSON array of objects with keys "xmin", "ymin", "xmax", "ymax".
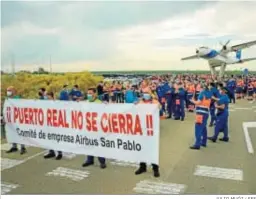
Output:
[
  {"xmin": 6, "ymin": 147, "xmax": 18, "ymax": 153},
  {"xmin": 20, "ymin": 148, "xmax": 27, "ymax": 155},
  {"xmin": 181, "ymin": 118, "xmax": 184, "ymax": 121},
  {"xmin": 153, "ymin": 169, "xmax": 160, "ymax": 178},
  {"xmin": 56, "ymin": 154, "xmax": 63, "ymax": 160},
  {"xmin": 207, "ymin": 137, "xmax": 216, "ymax": 142},
  {"xmin": 219, "ymin": 137, "xmax": 229, "ymax": 142},
  {"xmin": 209, "ymin": 124, "xmax": 213, "ymax": 127},
  {"xmin": 201, "ymin": 144, "xmax": 207, "ymax": 147},
  {"xmin": 135, "ymin": 167, "xmax": 147, "ymax": 175},
  {"xmin": 189, "ymin": 146, "xmax": 200, "ymax": 150},
  {"xmin": 100, "ymin": 163, "xmax": 107, "ymax": 169},
  {"xmin": 44, "ymin": 152, "xmax": 56, "ymax": 159},
  {"xmin": 82, "ymin": 162, "xmax": 94, "ymax": 167}
]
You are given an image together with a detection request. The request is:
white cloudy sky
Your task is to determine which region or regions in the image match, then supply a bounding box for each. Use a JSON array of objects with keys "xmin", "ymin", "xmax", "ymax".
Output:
[{"xmin": 1, "ymin": 1, "xmax": 256, "ymax": 72}]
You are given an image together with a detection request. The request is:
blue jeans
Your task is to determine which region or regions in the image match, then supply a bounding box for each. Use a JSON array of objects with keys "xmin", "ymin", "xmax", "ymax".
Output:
[{"xmin": 85, "ymin": 156, "xmax": 105, "ymax": 164}]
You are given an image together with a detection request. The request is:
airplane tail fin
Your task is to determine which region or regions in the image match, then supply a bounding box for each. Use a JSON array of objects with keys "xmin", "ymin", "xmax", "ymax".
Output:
[{"xmin": 236, "ymin": 50, "xmax": 242, "ymax": 60}]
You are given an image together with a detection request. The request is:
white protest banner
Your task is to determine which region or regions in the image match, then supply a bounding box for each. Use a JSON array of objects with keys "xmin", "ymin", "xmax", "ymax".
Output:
[{"xmin": 3, "ymin": 99, "xmax": 160, "ymax": 164}]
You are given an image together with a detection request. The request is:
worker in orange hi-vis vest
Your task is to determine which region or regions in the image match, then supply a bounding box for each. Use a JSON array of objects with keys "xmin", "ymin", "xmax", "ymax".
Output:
[
  {"xmin": 134, "ymin": 90, "xmax": 160, "ymax": 178},
  {"xmin": 247, "ymin": 81, "xmax": 254, "ymax": 101},
  {"xmin": 186, "ymin": 81, "xmax": 196, "ymax": 112},
  {"xmin": 190, "ymin": 83, "xmax": 212, "ymax": 150},
  {"xmin": 173, "ymin": 82, "xmax": 186, "ymax": 121},
  {"xmin": 236, "ymin": 79, "xmax": 243, "ymax": 99}
]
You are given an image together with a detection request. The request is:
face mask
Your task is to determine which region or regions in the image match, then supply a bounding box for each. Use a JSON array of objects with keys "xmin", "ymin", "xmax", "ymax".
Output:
[
  {"xmin": 87, "ymin": 94, "xmax": 93, "ymax": 101},
  {"xmin": 7, "ymin": 91, "xmax": 12, "ymax": 96},
  {"xmin": 44, "ymin": 96, "xmax": 48, "ymax": 100},
  {"xmin": 143, "ymin": 93, "xmax": 151, "ymax": 100}
]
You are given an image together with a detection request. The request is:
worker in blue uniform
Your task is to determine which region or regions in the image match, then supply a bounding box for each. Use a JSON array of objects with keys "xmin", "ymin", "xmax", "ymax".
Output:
[
  {"xmin": 165, "ymin": 82, "xmax": 175, "ymax": 119},
  {"xmin": 209, "ymin": 82, "xmax": 220, "ymax": 127},
  {"xmin": 174, "ymin": 83, "xmax": 186, "ymax": 121},
  {"xmin": 82, "ymin": 88, "xmax": 106, "ymax": 169},
  {"xmin": 226, "ymin": 76, "xmax": 236, "ymax": 103},
  {"xmin": 135, "ymin": 91, "xmax": 161, "ymax": 177},
  {"xmin": 69, "ymin": 85, "xmax": 83, "ymax": 101},
  {"xmin": 161, "ymin": 82, "xmax": 168, "ymax": 114},
  {"xmin": 59, "ymin": 85, "xmax": 69, "ymax": 101},
  {"xmin": 208, "ymin": 84, "xmax": 229, "ymax": 143},
  {"xmin": 190, "ymin": 83, "xmax": 212, "ymax": 150},
  {"xmin": 124, "ymin": 84, "xmax": 138, "ymax": 103},
  {"xmin": 161, "ymin": 81, "xmax": 169, "ymax": 114},
  {"xmin": 156, "ymin": 83, "xmax": 166, "ymax": 115}
]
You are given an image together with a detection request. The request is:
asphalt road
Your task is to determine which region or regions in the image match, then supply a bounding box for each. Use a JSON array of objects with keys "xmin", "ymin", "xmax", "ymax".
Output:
[{"xmin": 1, "ymin": 100, "xmax": 256, "ymax": 195}]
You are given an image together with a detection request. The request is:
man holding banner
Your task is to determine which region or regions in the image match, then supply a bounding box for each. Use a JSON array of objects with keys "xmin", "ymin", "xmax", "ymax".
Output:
[
  {"xmin": 5, "ymin": 86, "xmax": 27, "ymax": 155},
  {"xmin": 82, "ymin": 87, "xmax": 107, "ymax": 169},
  {"xmin": 44, "ymin": 91, "xmax": 63, "ymax": 160},
  {"xmin": 135, "ymin": 89, "xmax": 160, "ymax": 178}
]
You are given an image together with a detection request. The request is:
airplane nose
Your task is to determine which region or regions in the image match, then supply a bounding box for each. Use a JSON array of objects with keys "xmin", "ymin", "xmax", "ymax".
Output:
[{"xmin": 196, "ymin": 49, "xmax": 199, "ymax": 54}]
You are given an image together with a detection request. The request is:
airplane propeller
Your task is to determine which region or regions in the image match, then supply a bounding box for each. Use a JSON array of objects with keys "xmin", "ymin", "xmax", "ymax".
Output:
[{"xmin": 220, "ymin": 40, "xmax": 231, "ymax": 50}]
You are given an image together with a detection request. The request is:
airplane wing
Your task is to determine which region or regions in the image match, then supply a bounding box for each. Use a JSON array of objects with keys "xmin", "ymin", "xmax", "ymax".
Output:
[
  {"xmin": 231, "ymin": 40, "xmax": 256, "ymax": 51},
  {"xmin": 181, "ymin": 55, "xmax": 198, "ymax": 61},
  {"xmin": 240, "ymin": 57, "xmax": 256, "ymax": 63}
]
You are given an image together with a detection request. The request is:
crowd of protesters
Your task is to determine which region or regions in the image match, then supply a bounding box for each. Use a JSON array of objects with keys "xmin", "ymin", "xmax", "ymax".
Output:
[{"xmin": 2, "ymin": 73, "xmax": 256, "ymax": 178}]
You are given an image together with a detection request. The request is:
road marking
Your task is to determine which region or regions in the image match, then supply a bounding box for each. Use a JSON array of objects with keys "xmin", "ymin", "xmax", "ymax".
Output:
[
  {"xmin": 1, "ymin": 158, "xmax": 25, "ymax": 171},
  {"xmin": 1, "ymin": 182, "xmax": 19, "ymax": 194},
  {"xmin": 234, "ymin": 107, "xmax": 252, "ymax": 110},
  {"xmin": 1, "ymin": 143, "xmax": 30, "ymax": 151},
  {"xmin": 242, "ymin": 122, "xmax": 256, "ymax": 154},
  {"xmin": 46, "ymin": 167, "xmax": 90, "ymax": 181},
  {"xmin": 23, "ymin": 150, "xmax": 48, "ymax": 161},
  {"xmin": 229, "ymin": 109, "xmax": 235, "ymax": 112},
  {"xmin": 110, "ymin": 160, "xmax": 138, "ymax": 167},
  {"xmin": 133, "ymin": 180, "xmax": 186, "ymax": 194},
  {"xmin": 43, "ymin": 151, "xmax": 76, "ymax": 159},
  {"xmin": 194, "ymin": 165, "xmax": 243, "ymax": 181},
  {"xmin": 62, "ymin": 152, "xmax": 76, "ymax": 159},
  {"xmin": 1, "ymin": 150, "xmax": 47, "ymax": 171}
]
